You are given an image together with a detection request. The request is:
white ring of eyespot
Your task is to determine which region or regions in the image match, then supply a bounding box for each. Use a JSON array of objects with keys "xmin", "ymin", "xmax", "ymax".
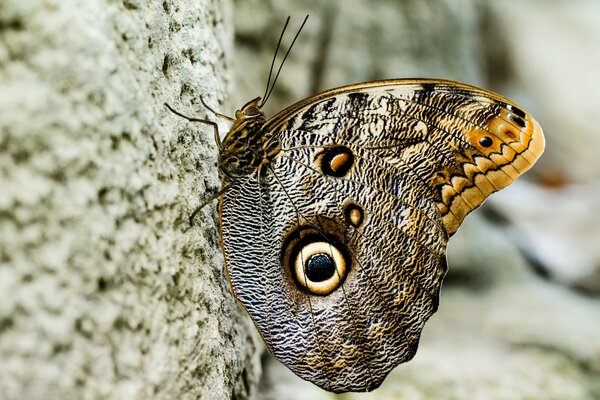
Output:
[{"xmin": 294, "ymin": 241, "xmax": 346, "ymax": 295}]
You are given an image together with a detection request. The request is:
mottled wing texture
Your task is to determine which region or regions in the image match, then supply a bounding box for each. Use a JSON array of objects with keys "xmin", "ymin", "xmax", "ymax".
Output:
[{"xmin": 220, "ymin": 80, "xmax": 544, "ymax": 392}]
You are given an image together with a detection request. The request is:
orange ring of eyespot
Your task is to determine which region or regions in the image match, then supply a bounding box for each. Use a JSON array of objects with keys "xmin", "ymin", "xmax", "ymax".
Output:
[{"xmin": 293, "ymin": 241, "xmax": 346, "ymax": 296}]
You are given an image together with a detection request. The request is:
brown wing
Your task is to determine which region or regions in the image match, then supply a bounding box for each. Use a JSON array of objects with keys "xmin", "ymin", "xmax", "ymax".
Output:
[
  {"xmin": 220, "ymin": 79, "xmax": 544, "ymax": 392},
  {"xmin": 267, "ymin": 79, "xmax": 545, "ymax": 235}
]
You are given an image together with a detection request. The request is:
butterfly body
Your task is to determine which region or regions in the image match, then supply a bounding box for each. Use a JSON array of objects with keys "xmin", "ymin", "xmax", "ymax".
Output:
[
  {"xmin": 218, "ymin": 97, "xmax": 280, "ymax": 179},
  {"xmin": 213, "ymin": 79, "xmax": 544, "ymax": 392}
]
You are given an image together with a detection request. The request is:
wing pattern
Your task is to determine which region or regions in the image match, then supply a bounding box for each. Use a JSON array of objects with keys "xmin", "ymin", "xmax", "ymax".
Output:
[{"xmin": 220, "ymin": 80, "xmax": 544, "ymax": 392}]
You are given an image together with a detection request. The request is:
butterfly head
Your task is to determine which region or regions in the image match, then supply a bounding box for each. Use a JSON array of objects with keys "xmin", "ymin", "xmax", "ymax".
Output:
[
  {"xmin": 234, "ymin": 97, "xmax": 265, "ymax": 120},
  {"xmin": 218, "ymin": 97, "xmax": 280, "ymax": 180}
]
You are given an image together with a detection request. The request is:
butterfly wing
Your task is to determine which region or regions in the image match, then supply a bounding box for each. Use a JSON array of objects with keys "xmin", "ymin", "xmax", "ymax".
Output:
[{"xmin": 219, "ymin": 80, "xmax": 544, "ymax": 392}]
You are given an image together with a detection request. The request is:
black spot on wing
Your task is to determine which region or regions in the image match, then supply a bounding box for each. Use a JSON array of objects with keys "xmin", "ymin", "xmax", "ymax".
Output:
[
  {"xmin": 505, "ymin": 103, "xmax": 526, "ymax": 118},
  {"xmin": 420, "ymin": 83, "xmax": 436, "ymax": 95},
  {"xmin": 347, "ymin": 92, "xmax": 369, "ymax": 108},
  {"xmin": 321, "ymin": 97, "xmax": 337, "ymax": 112},
  {"xmin": 300, "ymin": 103, "xmax": 317, "ymax": 124},
  {"xmin": 295, "ymin": 98, "xmax": 337, "ymax": 131},
  {"xmin": 413, "ymin": 82, "xmax": 438, "ymax": 105},
  {"xmin": 508, "ymin": 113, "xmax": 526, "ymax": 128}
]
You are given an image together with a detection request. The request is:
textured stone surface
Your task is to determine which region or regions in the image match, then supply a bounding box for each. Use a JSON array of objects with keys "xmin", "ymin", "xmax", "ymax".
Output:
[
  {"xmin": 228, "ymin": 0, "xmax": 600, "ymax": 399},
  {"xmin": 0, "ymin": 0, "xmax": 261, "ymax": 399}
]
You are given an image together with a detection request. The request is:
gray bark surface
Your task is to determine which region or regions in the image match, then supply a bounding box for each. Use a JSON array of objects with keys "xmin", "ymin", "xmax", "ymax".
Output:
[{"xmin": 0, "ymin": 1, "xmax": 261, "ymax": 399}]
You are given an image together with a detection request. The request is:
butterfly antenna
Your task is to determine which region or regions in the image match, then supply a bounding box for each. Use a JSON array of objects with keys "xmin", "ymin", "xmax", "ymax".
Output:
[
  {"xmin": 260, "ymin": 17, "xmax": 290, "ymax": 106},
  {"xmin": 199, "ymin": 96, "xmax": 235, "ymax": 122},
  {"xmin": 259, "ymin": 15, "xmax": 309, "ymax": 108}
]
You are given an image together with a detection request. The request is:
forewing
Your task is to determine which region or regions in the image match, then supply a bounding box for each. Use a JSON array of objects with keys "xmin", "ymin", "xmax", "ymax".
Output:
[{"xmin": 272, "ymin": 80, "xmax": 545, "ymax": 235}]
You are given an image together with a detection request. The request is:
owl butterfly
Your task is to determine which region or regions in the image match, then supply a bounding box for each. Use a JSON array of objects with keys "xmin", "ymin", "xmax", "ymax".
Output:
[{"xmin": 169, "ymin": 18, "xmax": 544, "ymax": 393}]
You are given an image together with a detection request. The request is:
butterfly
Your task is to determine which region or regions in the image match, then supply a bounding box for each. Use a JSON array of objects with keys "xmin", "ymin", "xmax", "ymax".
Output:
[{"xmin": 166, "ymin": 17, "xmax": 545, "ymax": 393}]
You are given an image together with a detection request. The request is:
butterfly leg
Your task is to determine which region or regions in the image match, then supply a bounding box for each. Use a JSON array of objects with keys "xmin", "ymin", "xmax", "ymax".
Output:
[
  {"xmin": 188, "ymin": 183, "xmax": 234, "ymax": 227},
  {"xmin": 164, "ymin": 102, "xmax": 223, "ymax": 150}
]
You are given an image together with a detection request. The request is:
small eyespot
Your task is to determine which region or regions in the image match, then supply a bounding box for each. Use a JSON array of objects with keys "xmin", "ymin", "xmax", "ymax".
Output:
[
  {"xmin": 344, "ymin": 203, "xmax": 364, "ymax": 228},
  {"xmin": 479, "ymin": 136, "xmax": 493, "ymax": 148},
  {"xmin": 293, "ymin": 241, "xmax": 348, "ymax": 296},
  {"xmin": 319, "ymin": 146, "xmax": 354, "ymax": 177}
]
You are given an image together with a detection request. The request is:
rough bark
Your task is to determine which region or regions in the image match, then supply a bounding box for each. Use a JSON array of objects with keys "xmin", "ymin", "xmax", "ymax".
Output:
[
  {"xmin": 228, "ymin": 1, "xmax": 600, "ymax": 399},
  {"xmin": 0, "ymin": 0, "xmax": 261, "ymax": 399}
]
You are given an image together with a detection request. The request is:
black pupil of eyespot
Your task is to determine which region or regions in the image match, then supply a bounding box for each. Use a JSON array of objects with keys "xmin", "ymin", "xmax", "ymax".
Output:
[
  {"xmin": 479, "ymin": 136, "xmax": 493, "ymax": 147},
  {"xmin": 305, "ymin": 253, "xmax": 335, "ymax": 282}
]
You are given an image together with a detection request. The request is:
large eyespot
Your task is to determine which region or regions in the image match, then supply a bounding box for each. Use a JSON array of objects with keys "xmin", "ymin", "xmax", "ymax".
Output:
[
  {"xmin": 293, "ymin": 241, "xmax": 347, "ymax": 295},
  {"xmin": 318, "ymin": 146, "xmax": 354, "ymax": 177},
  {"xmin": 282, "ymin": 224, "xmax": 351, "ymax": 296}
]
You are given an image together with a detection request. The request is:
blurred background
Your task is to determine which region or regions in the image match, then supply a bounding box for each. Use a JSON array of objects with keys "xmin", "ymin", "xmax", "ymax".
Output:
[{"xmin": 230, "ymin": 1, "xmax": 600, "ymax": 399}]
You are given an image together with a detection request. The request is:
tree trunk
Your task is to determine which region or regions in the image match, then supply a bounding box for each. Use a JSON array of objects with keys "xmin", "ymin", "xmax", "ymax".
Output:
[{"xmin": 0, "ymin": 0, "xmax": 261, "ymax": 399}]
